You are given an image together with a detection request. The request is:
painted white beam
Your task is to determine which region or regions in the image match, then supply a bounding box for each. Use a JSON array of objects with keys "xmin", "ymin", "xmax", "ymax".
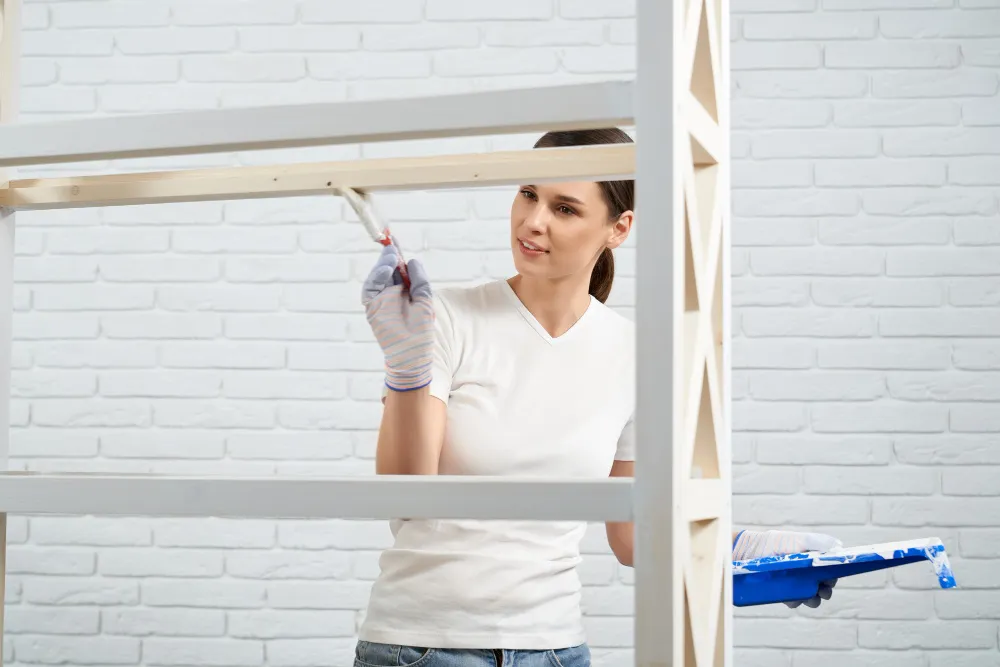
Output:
[
  {"xmin": 0, "ymin": 80, "xmax": 635, "ymax": 168},
  {"xmin": 0, "ymin": 473, "xmax": 634, "ymax": 521}
]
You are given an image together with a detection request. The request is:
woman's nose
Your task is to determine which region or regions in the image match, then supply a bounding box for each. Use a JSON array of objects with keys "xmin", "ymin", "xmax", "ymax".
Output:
[{"xmin": 522, "ymin": 205, "xmax": 549, "ymax": 232}]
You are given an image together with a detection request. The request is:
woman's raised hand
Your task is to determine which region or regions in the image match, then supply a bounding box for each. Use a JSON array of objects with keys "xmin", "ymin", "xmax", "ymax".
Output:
[{"xmin": 362, "ymin": 243, "xmax": 435, "ymax": 393}]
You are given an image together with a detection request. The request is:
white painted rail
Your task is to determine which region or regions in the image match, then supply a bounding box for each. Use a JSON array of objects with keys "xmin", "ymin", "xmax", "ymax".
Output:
[
  {"xmin": 0, "ymin": 472, "xmax": 634, "ymax": 522},
  {"xmin": 0, "ymin": 80, "xmax": 635, "ymax": 167}
]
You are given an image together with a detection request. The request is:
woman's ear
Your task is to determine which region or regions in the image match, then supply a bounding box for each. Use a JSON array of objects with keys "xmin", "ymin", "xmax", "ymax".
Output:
[{"xmin": 607, "ymin": 210, "xmax": 634, "ymax": 250}]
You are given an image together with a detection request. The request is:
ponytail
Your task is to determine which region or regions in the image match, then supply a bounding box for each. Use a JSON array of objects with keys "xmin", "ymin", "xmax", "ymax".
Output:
[{"xmin": 589, "ymin": 247, "xmax": 615, "ymax": 304}]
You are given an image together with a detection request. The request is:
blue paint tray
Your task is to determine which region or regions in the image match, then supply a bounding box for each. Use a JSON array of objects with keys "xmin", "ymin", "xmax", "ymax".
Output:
[{"xmin": 732, "ymin": 537, "xmax": 957, "ymax": 607}]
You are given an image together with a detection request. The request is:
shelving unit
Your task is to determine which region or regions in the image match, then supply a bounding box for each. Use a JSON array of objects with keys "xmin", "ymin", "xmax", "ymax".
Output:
[{"xmin": 0, "ymin": 1, "xmax": 731, "ymax": 664}]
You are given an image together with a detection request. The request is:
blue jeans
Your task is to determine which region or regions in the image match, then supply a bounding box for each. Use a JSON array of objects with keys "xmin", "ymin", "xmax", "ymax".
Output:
[{"xmin": 354, "ymin": 641, "xmax": 591, "ymax": 667}]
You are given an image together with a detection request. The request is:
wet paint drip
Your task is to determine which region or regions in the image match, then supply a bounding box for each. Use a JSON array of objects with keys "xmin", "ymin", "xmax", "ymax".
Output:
[
  {"xmin": 814, "ymin": 538, "xmax": 956, "ymax": 589},
  {"xmin": 732, "ymin": 537, "xmax": 957, "ymax": 607}
]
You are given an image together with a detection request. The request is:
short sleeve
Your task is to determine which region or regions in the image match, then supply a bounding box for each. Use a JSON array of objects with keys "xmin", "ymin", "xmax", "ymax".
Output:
[
  {"xmin": 426, "ymin": 292, "xmax": 457, "ymax": 405},
  {"xmin": 614, "ymin": 411, "xmax": 635, "ymax": 461}
]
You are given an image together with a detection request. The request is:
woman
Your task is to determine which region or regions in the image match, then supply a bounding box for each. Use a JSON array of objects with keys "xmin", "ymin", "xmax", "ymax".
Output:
[{"xmin": 354, "ymin": 128, "xmax": 839, "ymax": 667}]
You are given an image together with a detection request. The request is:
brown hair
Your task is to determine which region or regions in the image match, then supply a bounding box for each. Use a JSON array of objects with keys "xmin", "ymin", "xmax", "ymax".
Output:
[{"xmin": 532, "ymin": 128, "xmax": 634, "ymax": 304}]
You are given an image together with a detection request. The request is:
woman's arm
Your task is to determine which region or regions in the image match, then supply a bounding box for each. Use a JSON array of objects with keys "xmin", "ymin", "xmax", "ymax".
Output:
[
  {"xmin": 363, "ymin": 245, "xmax": 447, "ymax": 475},
  {"xmin": 606, "ymin": 459, "xmax": 634, "ymax": 567},
  {"xmin": 377, "ymin": 389, "xmax": 447, "ymax": 475},
  {"xmin": 605, "ymin": 459, "xmax": 841, "ymax": 569}
]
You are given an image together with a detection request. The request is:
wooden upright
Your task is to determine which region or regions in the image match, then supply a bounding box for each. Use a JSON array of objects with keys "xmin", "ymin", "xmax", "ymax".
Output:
[
  {"xmin": 635, "ymin": 0, "xmax": 731, "ymax": 664},
  {"xmin": 688, "ymin": 1, "xmax": 730, "ymax": 664},
  {"xmin": 679, "ymin": 0, "xmax": 731, "ymax": 664},
  {"xmin": 0, "ymin": 0, "xmax": 20, "ymax": 658}
]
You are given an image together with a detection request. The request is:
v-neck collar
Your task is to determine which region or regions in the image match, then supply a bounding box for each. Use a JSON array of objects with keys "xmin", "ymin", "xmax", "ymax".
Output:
[{"xmin": 498, "ymin": 278, "xmax": 597, "ymax": 346}]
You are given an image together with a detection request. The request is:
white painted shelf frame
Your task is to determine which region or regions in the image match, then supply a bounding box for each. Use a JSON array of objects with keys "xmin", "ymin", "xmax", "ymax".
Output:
[{"xmin": 0, "ymin": 1, "xmax": 731, "ymax": 664}]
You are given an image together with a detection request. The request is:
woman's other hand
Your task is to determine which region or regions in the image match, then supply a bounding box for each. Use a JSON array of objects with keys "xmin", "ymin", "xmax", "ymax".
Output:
[
  {"xmin": 733, "ymin": 529, "xmax": 842, "ymax": 609},
  {"xmin": 733, "ymin": 530, "xmax": 842, "ymax": 560},
  {"xmin": 362, "ymin": 243, "xmax": 435, "ymax": 392}
]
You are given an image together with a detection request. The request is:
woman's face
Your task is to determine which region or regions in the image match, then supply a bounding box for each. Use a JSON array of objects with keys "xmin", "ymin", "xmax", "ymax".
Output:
[{"xmin": 510, "ymin": 181, "xmax": 632, "ymax": 285}]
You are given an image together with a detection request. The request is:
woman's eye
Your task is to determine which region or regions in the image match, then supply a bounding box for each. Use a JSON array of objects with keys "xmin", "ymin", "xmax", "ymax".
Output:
[
  {"xmin": 520, "ymin": 189, "xmax": 536, "ymax": 200},
  {"xmin": 558, "ymin": 205, "xmax": 576, "ymax": 216}
]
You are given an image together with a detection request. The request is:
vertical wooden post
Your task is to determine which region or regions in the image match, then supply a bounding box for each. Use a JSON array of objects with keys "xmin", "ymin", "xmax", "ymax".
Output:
[
  {"xmin": 718, "ymin": 7, "xmax": 733, "ymax": 666},
  {"xmin": 0, "ymin": 1, "xmax": 20, "ymax": 661},
  {"xmin": 634, "ymin": 0, "xmax": 680, "ymax": 664},
  {"xmin": 636, "ymin": 0, "xmax": 730, "ymax": 665}
]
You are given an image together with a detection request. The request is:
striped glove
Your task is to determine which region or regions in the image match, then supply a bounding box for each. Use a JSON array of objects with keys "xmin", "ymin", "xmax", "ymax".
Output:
[
  {"xmin": 362, "ymin": 243, "xmax": 435, "ymax": 393},
  {"xmin": 733, "ymin": 530, "xmax": 842, "ymax": 609},
  {"xmin": 733, "ymin": 530, "xmax": 842, "ymax": 561}
]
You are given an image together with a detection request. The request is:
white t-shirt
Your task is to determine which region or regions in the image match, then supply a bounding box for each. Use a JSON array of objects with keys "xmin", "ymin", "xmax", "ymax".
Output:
[{"xmin": 358, "ymin": 278, "xmax": 635, "ymax": 650}]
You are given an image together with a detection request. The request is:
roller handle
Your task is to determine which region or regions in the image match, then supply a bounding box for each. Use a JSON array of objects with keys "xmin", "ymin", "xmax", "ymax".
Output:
[{"xmin": 378, "ymin": 230, "xmax": 411, "ymax": 291}]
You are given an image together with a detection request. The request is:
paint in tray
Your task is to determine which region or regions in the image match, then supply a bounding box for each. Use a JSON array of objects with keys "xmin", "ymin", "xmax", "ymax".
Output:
[{"xmin": 731, "ymin": 537, "xmax": 957, "ymax": 607}]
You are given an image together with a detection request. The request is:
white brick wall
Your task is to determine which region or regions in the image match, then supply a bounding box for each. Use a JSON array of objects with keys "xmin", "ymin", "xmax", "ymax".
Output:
[{"xmin": 4, "ymin": 1, "xmax": 1000, "ymax": 665}]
